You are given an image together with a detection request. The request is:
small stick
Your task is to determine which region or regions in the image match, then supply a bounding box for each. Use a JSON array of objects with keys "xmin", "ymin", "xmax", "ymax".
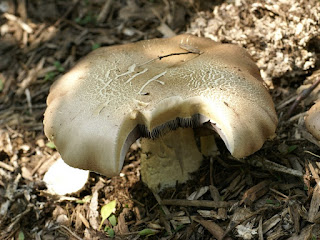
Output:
[
  {"xmin": 161, "ymin": 199, "xmax": 233, "ymax": 208},
  {"xmin": 59, "ymin": 225, "xmax": 83, "ymax": 240},
  {"xmin": 152, "ymin": 191, "xmax": 173, "ymax": 235},
  {"xmin": 5, "ymin": 205, "xmax": 32, "ymax": 233},
  {"xmin": 236, "ymin": 156, "xmax": 304, "ymax": 177},
  {"xmin": 97, "ymin": 0, "xmax": 113, "ymax": 23},
  {"xmin": 286, "ymin": 77, "xmax": 320, "ymax": 118},
  {"xmin": 0, "ymin": 162, "xmax": 14, "ymax": 172},
  {"xmin": 158, "ymin": 51, "xmax": 198, "ymax": 60},
  {"xmin": 54, "ymin": 0, "xmax": 81, "ymax": 27},
  {"xmin": 3, "ymin": 13, "xmax": 33, "ymax": 33}
]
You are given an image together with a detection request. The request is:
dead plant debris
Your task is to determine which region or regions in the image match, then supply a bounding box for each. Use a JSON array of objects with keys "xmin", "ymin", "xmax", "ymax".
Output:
[{"xmin": 0, "ymin": 0, "xmax": 320, "ymax": 239}]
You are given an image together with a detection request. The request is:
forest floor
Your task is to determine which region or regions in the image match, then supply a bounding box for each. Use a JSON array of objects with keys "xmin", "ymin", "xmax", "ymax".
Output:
[{"xmin": 0, "ymin": 0, "xmax": 320, "ymax": 239}]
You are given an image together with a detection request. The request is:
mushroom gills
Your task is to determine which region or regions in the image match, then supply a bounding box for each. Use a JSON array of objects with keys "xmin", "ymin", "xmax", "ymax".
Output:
[{"xmin": 138, "ymin": 114, "xmax": 204, "ymax": 139}]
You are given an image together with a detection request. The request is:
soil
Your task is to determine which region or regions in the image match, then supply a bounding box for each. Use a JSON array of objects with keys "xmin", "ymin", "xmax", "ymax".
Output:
[{"xmin": 0, "ymin": 0, "xmax": 320, "ymax": 239}]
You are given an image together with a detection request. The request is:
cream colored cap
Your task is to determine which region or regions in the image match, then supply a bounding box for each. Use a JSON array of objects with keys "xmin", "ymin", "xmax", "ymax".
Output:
[{"xmin": 43, "ymin": 34, "xmax": 278, "ymax": 176}]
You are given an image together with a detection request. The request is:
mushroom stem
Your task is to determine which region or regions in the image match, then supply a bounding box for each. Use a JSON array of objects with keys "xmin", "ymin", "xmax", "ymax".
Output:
[{"xmin": 140, "ymin": 127, "xmax": 205, "ymax": 191}]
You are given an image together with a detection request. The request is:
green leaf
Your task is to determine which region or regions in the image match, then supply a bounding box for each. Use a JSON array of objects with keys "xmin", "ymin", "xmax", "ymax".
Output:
[
  {"xmin": 108, "ymin": 214, "xmax": 117, "ymax": 226},
  {"xmin": 174, "ymin": 224, "xmax": 185, "ymax": 232},
  {"xmin": 265, "ymin": 199, "xmax": 273, "ymax": 204},
  {"xmin": 75, "ymin": 13, "xmax": 96, "ymax": 25},
  {"xmin": 18, "ymin": 231, "xmax": 25, "ymax": 240},
  {"xmin": 46, "ymin": 141, "xmax": 56, "ymax": 149},
  {"xmin": 138, "ymin": 228, "xmax": 157, "ymax": 236},
  {"xmin": 287, "ymin": 145, "xmax": 297, "ymax": 153},
  {"xmin": 107, "ymin": 228, "xmax": 115, "ymax": 238},
  {"xmin": 44, "ymin": 72, "xmax": 57, "ymax": 81},
  {"xmin": 99, "ymin": 200, "xmax": 116, "ymax": 230},
  {"xmin": 92, "ymin": 43, "xmax": 101, "ymax": 50},
  {"xmin": 54, "ymin": 61, "xmax": 65, "ymax": 72}
]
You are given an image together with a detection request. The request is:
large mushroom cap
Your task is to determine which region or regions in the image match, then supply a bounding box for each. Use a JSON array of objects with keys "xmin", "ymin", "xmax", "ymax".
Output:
[
  {"xmin": 44, "ymin": 34, "xmax": 278, "ymax": 176},
  {"xmin": 305, "ymin": 101, "xmax": 320, "ymax": 140}
]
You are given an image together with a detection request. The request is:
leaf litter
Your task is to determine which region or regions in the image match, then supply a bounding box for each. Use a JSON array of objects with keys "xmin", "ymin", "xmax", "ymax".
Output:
[{"xmin": 0, "ymin": 0, "xmax": 320, "ymax": 239}]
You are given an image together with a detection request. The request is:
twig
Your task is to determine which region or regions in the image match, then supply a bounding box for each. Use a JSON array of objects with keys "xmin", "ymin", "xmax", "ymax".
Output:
[
  {"xmin": 152, "ymin": 192, "xmax": 172, "ymax": 235},
  {"xmin": 59, "ymin": 225, "xmax": 83, "ymax": 240},
  {"xmin": 305, "ymin": 150, "xmax": 320, "ymax": 159},
  {"xmin": 25, "ymin": 88, "xmax": 32, "ymax": 114},
  {"xmin": 237, "ymin": 156, "xmax": 304, "ymax": 177},
  {"xmin": 97, "ymin": 0, "xmax": 113, "ymax": 23},
  {"xmin": 5, "ymin": 204, "xmax": 33, "ymax": 233},
  {"xmin": 161, "ymin": 199, "xmax": 233, "ymax": 208},
  {"xmin": 286, "ymin": 77, "xmax": 320, "ymax": 118},
  {"xmin": 307, "ymin": 160, "xmax": 320, "ymax": 188},
  {"xmin": 3, "ymin": 13, "xmax": 33, "ymax": 33},
  {"xmin": 192, "ymin": 216, "xmax": 225, "ymax": 240},
  {"xmin": 0, "ymin": 161, "xmax": 14, "ymax": 172},
  {"xmin": 54, "ymin": 0, "xmax": 81, "ymax": 27},
  {"xmin": 269, "ymin": 188, "xmax": 288, "ymax": 200},
  {"xmin": 158, "ymin": 51, "xmax": 200, "ymax": 60},
  {"xmin": 301, "ymin": 129, "xmax": 320, "ymax": 148},
  {"xmin": 258, "ymin": 217, "xmax": 263, "ymax": 240},
  {"xmin": 210, "ymin": 157, "xmax": 214, "ymax": 186},
  {"xmin": 288, "ymin": 112, "xmax": 307, "ymax": 122}
]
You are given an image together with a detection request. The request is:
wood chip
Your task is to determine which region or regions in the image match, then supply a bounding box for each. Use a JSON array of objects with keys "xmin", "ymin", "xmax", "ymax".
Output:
[
  {"xmin": 192, "ymin": 216, "xmax": 225, "ymax": 240},
  {"xmin": 78, "ymin": 211, "xmax": 90, "ymax": 229},
  {"xmin": 3, "ymin": 12, "xmax": 33, "ymax": 33},
  {"xmin": 114, "ymin": 210, "xmax": 130, "ymax": 235},
  {"xmin": 97, "ymin": 0, "xmax": 113, "ymax": 24},
  {"xmin": 88, "ymin": 190, "xmax": 100, "ymax": 230},
  {"xmin": 308, "ymin": 184, "xmax": 320, "ymax": 222},
  {"xmin": 289, "ymin": 202, "xmax": 301, "ymax": 234},
  {"xmin": 0, "ymin": 161, "xmax": 14, "ymax": 172},
  {"xmin": 240, "ymin": 180, "xmax": 271, "ymax": 205},
  {"xmin": 262, "ymin": 210, "xmax": 285, "ymax": 234},
  {"xmin": 286, "ymin": 224, "xmax": 314, "ymax": 240},
  {"xmin": 157, "ymin": 22, "xmax": 176, "ymax": 38},
  {"xmin": 187, "ymin": 186, "xmax": 209, "ymax": 200}
]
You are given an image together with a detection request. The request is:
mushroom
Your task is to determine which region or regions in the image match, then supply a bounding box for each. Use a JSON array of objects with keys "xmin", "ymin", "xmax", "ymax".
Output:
[
  {"xmin": 305, "ymin": 101, "xmax": 320, "ymax": 140},
  {"xmin": 44, "ymin": 34, "xmax": 278, "ymax": 191},
  {"xmin": 43, "ymin": 158, "xmax": 89, "ymax": 195}
]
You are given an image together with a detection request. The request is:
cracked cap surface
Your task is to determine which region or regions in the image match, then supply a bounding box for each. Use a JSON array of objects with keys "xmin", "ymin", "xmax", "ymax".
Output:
[{"xmin": 44, "ymin": 34, "xmax": 278, "ymax": 176}]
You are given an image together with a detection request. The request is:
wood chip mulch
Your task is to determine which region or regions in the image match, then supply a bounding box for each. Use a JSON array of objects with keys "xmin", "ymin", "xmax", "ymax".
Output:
[{"xmin": 0, "ymin": 0, "xmax": 320, "ymax": 239}]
